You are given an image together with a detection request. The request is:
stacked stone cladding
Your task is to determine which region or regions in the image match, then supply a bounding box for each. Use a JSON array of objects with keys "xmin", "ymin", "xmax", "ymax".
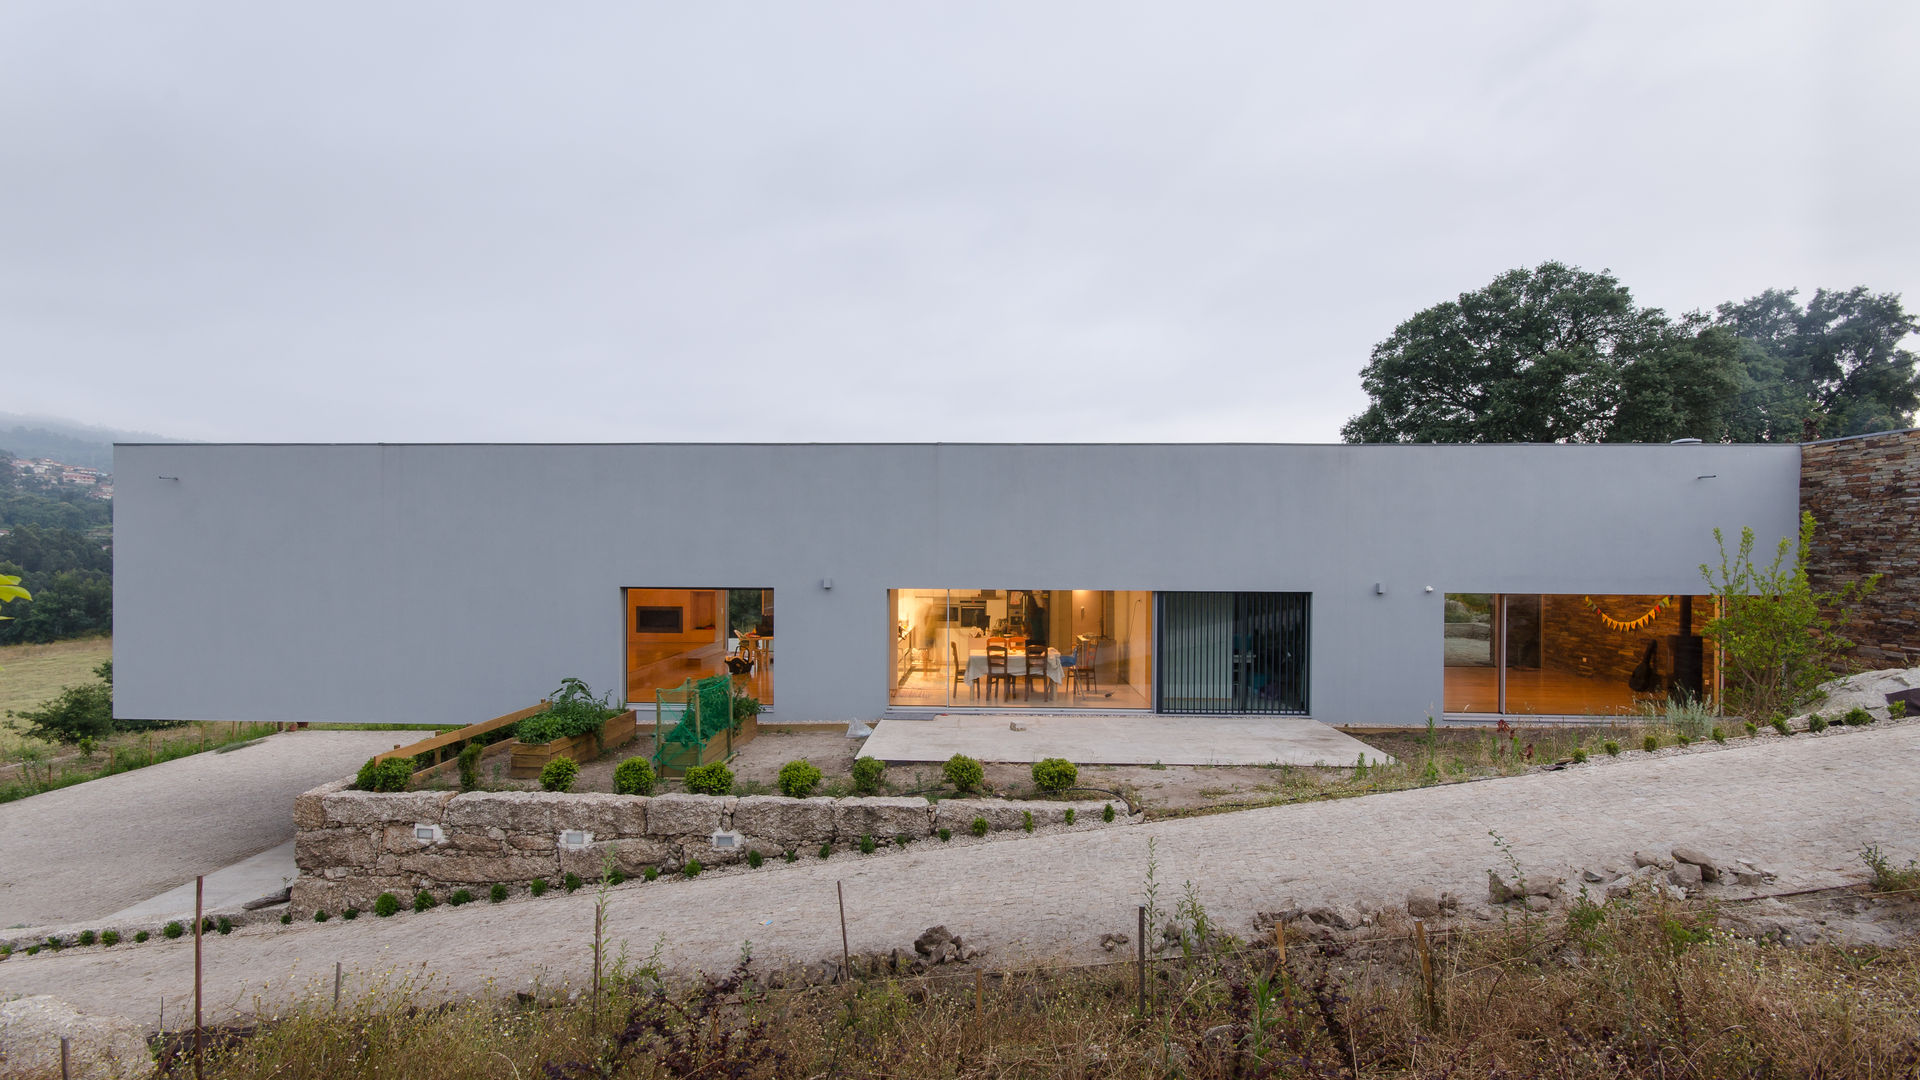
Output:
[
  {"xmin": 291, "ymin": 780, "xmax": 1122, "ymax": 916},
  {"xmin": 1800, "ymin": 429, "xmax": 1920, "ymax": 667}
]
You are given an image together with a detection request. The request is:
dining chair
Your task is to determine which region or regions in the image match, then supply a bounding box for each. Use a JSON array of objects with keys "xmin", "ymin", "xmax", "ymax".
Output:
[
  {"xmin": 985, "ymin": 644, "xmax": 1013, "ymax": 701},
  {"xmin": 1023, "ymin": 643, "xmax": 1052, "ymax": 701},
  {"xmin": 1067, "ymin": 637, "xmax": 1098, "ymax": 696},
  {"xmin": 951, "ymin": 641, "xmax": 970, "ymax": 701}
]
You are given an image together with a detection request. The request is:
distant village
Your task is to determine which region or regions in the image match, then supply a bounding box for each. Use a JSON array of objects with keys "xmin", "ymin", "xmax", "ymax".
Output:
[{"xmin": 7, "ymin": 454, "xmax": 113, "ymax": 499}]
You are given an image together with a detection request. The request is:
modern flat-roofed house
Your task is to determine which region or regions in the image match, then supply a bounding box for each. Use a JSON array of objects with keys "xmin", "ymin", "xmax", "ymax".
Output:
[{"xmin": 112, "ymin": 440, "xmax": 1826, "ymax": 731}]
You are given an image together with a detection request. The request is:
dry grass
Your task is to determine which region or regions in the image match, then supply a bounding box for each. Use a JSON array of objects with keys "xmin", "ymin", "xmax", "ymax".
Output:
[
  {"xmin": 0, "ymin": 636, "xmax": 111, "ymax": 757},
  {"xmin": 148, "ymin": 893, "xmax": 1920, "ymax": 1080}
]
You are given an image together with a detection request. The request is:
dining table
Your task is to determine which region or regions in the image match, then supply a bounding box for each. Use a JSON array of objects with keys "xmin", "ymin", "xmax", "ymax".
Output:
[{"xmin": 962, "ymin": 645, "xmax": 1066, "ymax": 689}]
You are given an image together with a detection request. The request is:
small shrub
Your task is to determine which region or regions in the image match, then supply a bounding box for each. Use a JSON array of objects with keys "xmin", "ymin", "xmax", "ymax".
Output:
[
  {"xmin": 1711, "ymin": 726, "xmax": 1726, "ymax": 743},
  {"xmin": 1022, "ymin": 810, "xmax": 1035, "ymax": 833},
  {"xmin": 539, "ymin": 756, "xmax": 579, "ymax": 793},
  {"xmin": 76, "ymin": 929, "xmax": 96, "ymax": 946},
  {"xmin": 818, "ymin": 843, "xmax": 832, "ymax": 859},
  {"xmin": 203, "ymin": 917, "xmax": 217, "ymax": 934},
  {"xmin": 135, "ymin": 930, "xmax": 150, "ymax": 942},
  {"xmin": 1642, "ymin": 734, "xmax": 1659, "ymax": 753},
  {"xmin": 682, "ymin": 859, "xmax": 703, "ymax": 878},
  {"xmin": 1064, "ymin": 808, "xmax": 1076, "ymax": 826},
  {"xmin": 777, "ymin": 759, "xmax": 823, "ymax": 798},
  {"xmin": 1808, "ymin": 714, "xmax": 1829, "ymax": 733},
  {"xmin": 747, "ymin": 849, "xmax": 763, "ymax": 869},
  {"xmin": 1677, "ymin": 734, "xmax": 1693, "ymax": 746},
  {"xmin": 163, "ymin": 921, "xmax": 184, "ymax": 940},
  {"xmin": 643, "ymin": 866, "xmax": 659, "ymax": 881},
  {"xmin": 46, "ymin": 936, "xmax": 63, "ymax": 951},
  {"xmin": 563, "ymin": 872, "xmax": 583, "ymax": 893},
  {"xmin": 1571, "ymin": 747, "xmax": 1588, "ymax": 763},
  {"xmin": 25, "ymin": 945, "xmax": 39, "ymax": 955},
  {"xmin": 942, "ymin": 754, "xmax": 985, "ymax": 793},
  {"xmin": 1103, "ymin": 803, "xmax": 1116, "ymax": 822},
  {"xmin": 607, "ymin": 869, "xmax": 626, "ymax": 885},
  {"xmin": 850, "ymin": 757, "xmax": 886, "ymax": 795},
  {"xmin": 893, "ymin": 834, "xmax": 909, "ymax": 849},
  {"xmin": 613, "ymin": 757, "xmax": 657, "ymax": 796},
  {"xmin": 784, "ymin": 849, "xmax": 798, "ymax": 862},
  {"xmin": 457, "ymin": 741, "xmax": 484, "ymax": 792},
  {"xmin": 489, "ymin": 883, "xmax": 508, "ymax": 903},
  {"xmin": 279, "ymin": 914, "xmax": 291, "ymax": 925},
  {"xmin": 1844, "ymin": 707, "xmax": 1873, "ymax": 727},
  {"xmin": 0, "ymin": 944, "xmax": 10, "ymax": 958},
  {"xmin": 1770, "ymin": 717, "xmax": 1792, "ymax": 737},
  {"xmin": 412, "ymin": 889, "xmax": 438, "ymax": 912},
  {"xmin": 314, "ymin": 910, "xmax": 330, "ymax": 922},
  {"xmin": 684, "ymin": 762, "xmax": 734, "ymax": 796},
  {"xmin": 355, "ymin": 756, "xmax": 413, "ymax": 792},
  {"xmin": 1744, "ymin": 721, "xmax": 1759, "ymax": 737},
  {"xmin": 1603, "ymin": 740, "xmax": 1620, "ymax": 757},
  {"xmin": 970, "ymin": 817, "xmax": 989, "ymax": 837},
  {"xmin": 938, "ymin": 827, "xmax": 952, "ymax": 842},
  {"xmin": 448, "ymin": 888, "xmax": 474, "ymax": 907},
  {"xmin": 343, "ymin": 908, "xmax": 359, "ymax": 920},
  {"xmin": 858, "ymin": 834, "xmax": 877, "ymax": 855},
  {"xmin": 1891, "ymin": 701, "xmax": 1908, "ymax": 719},
  {"xmin": 375, "ymin": 892, "xmax": 402, "ymax": 917},
  {"xmin": 100, "ymin": 930, "xmax": 120, "ymax": 947},
  {"xmin": 1031, "ymin": 757, "xmax": 1078, "ymax": 792}
]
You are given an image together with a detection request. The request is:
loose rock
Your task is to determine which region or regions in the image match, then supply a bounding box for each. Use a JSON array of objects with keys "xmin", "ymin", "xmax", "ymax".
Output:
[{"xmin": 1405, "ymin": 886, "xmax": 1442, "ymax": 919}]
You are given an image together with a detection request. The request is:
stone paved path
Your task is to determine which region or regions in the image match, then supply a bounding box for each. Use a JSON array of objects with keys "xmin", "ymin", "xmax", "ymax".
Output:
[{"xmin": 2, "ymin": 722, "xmax": 1915, "ymax": 1026}]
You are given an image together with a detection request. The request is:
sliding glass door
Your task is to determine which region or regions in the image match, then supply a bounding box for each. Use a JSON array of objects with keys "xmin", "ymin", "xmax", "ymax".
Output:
[{"xmin": 1157, "ymin": 592, "xmax": 1310, "ymax": 715}]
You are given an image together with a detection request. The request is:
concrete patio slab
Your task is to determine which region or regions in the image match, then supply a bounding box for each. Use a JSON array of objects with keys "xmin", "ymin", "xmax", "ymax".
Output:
[
  {"xmin": 104, "ymin": 841, "xmax": 295, "ymax": 924},
  {"xmin": 858, "ymin": 712, "xmax": 1392, "ymax": 766}
]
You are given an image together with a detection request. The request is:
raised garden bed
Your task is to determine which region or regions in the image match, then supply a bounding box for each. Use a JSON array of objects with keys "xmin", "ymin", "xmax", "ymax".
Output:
[{"xmin": 510, "ymin": 710, "xmax": 638, "ymax": 779}]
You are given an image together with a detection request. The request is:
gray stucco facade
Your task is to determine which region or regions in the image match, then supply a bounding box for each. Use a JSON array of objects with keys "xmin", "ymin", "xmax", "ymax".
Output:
[{"xmin": 112, "ymin": 442, "xmax": 1803, "ymax": 728}]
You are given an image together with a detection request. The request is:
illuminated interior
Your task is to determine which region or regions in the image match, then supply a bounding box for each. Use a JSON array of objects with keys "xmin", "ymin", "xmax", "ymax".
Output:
[
  {"xmin": 888, "ymin": 589, "xmax": 1153, "ymax": 709},
  {"xmin": 1443, "ymin": 593, "xmax": 1716, "ymax": 715},
  {"xmin": 625, "ymin": 588, "xmax": 773, "ymax": 706}
]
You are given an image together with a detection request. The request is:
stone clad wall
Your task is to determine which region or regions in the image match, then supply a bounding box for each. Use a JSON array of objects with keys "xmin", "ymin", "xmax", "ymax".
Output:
[
  {"xmin": 291, "ymin": 781, "xmax": 1124, "ymax": 915},
  {"xmin": 1800, "ymin": 430, "xmax": 1920, "ymax": 667}
]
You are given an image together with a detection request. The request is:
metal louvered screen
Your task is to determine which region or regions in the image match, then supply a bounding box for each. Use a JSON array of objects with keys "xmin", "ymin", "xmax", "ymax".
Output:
[{"xmin": 1157, "ymin": 592, "xmax": 1310, "ymax": 715}]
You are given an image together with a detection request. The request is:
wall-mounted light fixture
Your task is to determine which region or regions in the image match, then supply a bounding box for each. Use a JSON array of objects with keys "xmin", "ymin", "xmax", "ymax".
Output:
[
  {"xmin": 559, "ymin": 829, "xmax": 593, "ymax": 851},
  {"xmin": 413, "ymin": 824, "xmax": 445, "ymax": 845},
  {"xmin": 1374, "ymin": 583, "xmax": 1386, "ymax": 596},
  {"xmin": 821, "ymin": 578, "xmax": 833, "ymax": 590}
]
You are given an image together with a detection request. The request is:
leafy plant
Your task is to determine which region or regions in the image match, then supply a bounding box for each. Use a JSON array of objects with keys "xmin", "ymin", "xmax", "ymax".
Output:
[
  {"xmin": 1861, "ymin": 844, "xmax": 1920, "ymax": 892},
  {"xmin": 77, "ymin": 929, "xmax": 96, "ymax": 946},
  {"xmin": 1571, "ymin": 747, "xmax": 1588, "ymax": 763},
  {"xmin": 1064, "ymin": 808, "xmax": 1076, "ymax": 826},
  {"xmin": 731, "ymin": 695, "xmax": 763, "ymax": 726},
  {"xmin": 513, "ymin": 678, "xmax": 620, "ymax": 746},
  {"xmin": 314, "ymin": 910, "xmax": 329, "ymax": 922},
  {"xmin": 279, "ymin": 914, "xmax": 291, "ymax": 925},
  {"xmin": 1031, "ymin": 757, "xmax": 1078, "ymax": 792},
  {"xmin": 163, "ymin": 921, "xmax": 184, "ymax": 940},
  {"xmin": 1604, "ymin": 741, "xmax": 1620, "ymax": 756},
  {"xmin": 1808, "ymin": 714, "xmax": 1828, "ymax": 733},
  {"xmin": 448, "ymin": 888, "xmax": 474, "ymax": 906},
  {"xmin": 530, "ymin": 878, "xmax": 548, "ymax": 897},
  {"xmin": 1022, "ymin": 811, "xmax": 1034, "ymax": 833},
  {"xmin": 817, "ymin": 843, "xmax": 831, "ymax": 859},
  {"xmin": 937, "ymin": 828, "xmax": 952, "ymax": 842},
  {"xmin": 683, "ymin": 761, "xmax": 734, "ymax": 796},
  {"xmin": 490, "ymin": 883, "xmax": 508, "ymax": 903},
  {"xmin": 100, "ymin": 930, "xmax": 119, "ymax": 946},
  {"xmin": 343, "ymin": 908, "xmax": 359, "ymax": 920},
  {"xmin": 970, "ymin": 817, "xmax": 989, "ymax": 837},
  {"xmin": 1711, "ymin": 726, "xmax": 1726, "ymax": 743},
  {"xmin": 747, "ymin": 849, "xmax": 763, "ymax": 868},
  {"xmin": 412, "ymin": 889, "xmax": 437, "ymax": 913},
  {"xmin": 644, "ymin": 866, "xmax": 659, "ymax": 881},
  {"xmin": 1889, "ymin": 700, "xmax": 1907, "ymax": 719},
  {"xmin": 1701, "ymin": 512, "xmax": 1877, "ymax": 723},
  {"xmin": 457, "ymin": 742, "xmax": 484, "ymax": 792},
  {"xmin": 1102, "ymin": 803, "xmax": 1116, "ymax": 823},
  {"xmin": 1642, "ymin": 734, "xmax": 1659, "ymax": 753},
  {"xmin": 850, "ymin": 757, "xmax": 886, "ymax": 795},
  {"xmin": 682, "ymin": 859, "xmax": 703, "ymax": 878},
  {"xmin": 563, "ymin": 872, "xmax": 583, "ymax": 893},
  {"xmin": 353, "ymin": 756, "xmax": 413, "ymax": 792},
  {"xmin": 614, "ymin": 757, "xmax": 656, "ymax": 796},
  {"xmin": 858, "ymin": 834, "xmax": 877, "ymax": 855},
  {"xmin": 942, "ymin": 754, "xmax": 985, "ymax": 793},
  {"xmin": 1770, "ymin": 717, "xmax": 1792, "ymax": 736},
  {"xmin": 1745, "ymin": 721, "xmax": 1759, "ymax": 736},
  {"xmin": 1844, "ymin": 707, "xmax": 1873, "ymax": 726},
  {"xmin": 777, "ymin": 759, "xmax": 823, "ymax": 798},
  {"xmin": 135, "ymin": 930, "xmax": 150, "ymax": 942},
  {"xmin": 539, "ymin": 756, "xmax": 579, "ymax": 793}
]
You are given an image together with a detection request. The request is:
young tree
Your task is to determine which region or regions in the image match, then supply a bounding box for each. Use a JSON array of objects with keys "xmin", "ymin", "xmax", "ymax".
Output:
[
  {"xmin": 1342, "ymin": 262, "xmax": 1738, "ymax": 444},
  {"xmin": 1699, "ymin": 512, "xmax": 1876, "ymax": 723}
]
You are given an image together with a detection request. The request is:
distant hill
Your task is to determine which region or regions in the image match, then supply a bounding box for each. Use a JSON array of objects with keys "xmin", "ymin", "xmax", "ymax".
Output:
[{"xmin": 0, "ymin": 414, "xmax": 179, "ymax": 472}]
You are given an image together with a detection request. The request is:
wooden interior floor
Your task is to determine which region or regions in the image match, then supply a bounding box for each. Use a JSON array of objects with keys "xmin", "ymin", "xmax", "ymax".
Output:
[
  {"xmin": 889, "ymin": 668, "xmax": 1152, "ymax": 710},
  {"xmin": 1444, "ymin": 666, "xmax": 1659, "ymax": 716},
  {"xmin": 627, "ymin": 656, "xmax": 774, "ymax": 708}
]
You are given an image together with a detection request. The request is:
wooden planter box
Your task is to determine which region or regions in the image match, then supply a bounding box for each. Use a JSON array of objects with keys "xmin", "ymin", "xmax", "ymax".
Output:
[
  {"xmin": 654, "ymin": 714, "xmax": 758, "ymax": 777},
  {"xmin": 509, "ymin": 710, "xmax": 638, "ymax": 779}
]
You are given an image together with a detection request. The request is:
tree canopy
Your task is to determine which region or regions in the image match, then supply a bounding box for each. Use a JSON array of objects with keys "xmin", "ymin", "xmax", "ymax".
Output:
[{"xmin": 1343, "ymin": 264, "xmax": 1916, "ymax": 444}]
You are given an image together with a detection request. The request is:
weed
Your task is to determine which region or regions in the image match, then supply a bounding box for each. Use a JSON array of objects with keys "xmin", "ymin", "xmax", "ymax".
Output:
[
  {"xmin": 970, "ymin": 817, "xmax": 989, "ymax": 837},
  {"xmin": 314, "ymin": 910, "xmax": 329, "ymax": 922},
  {"xmin": 489, "ymin": 883, "xmax": 507, "ymax": 903},
  {"xmin": 1861, "ymin": 844, "xmax": 1920, "ymax": 892},
  {"xmin": 937, "ymin": 828, "xmax": 951, "ymax": 842},
  {"xmin": 747, "ymin": 849, "xmax": 763, "ymax": 869},
  {"xmin": 1147, "ymin": 760, "xmax": 1167, "ymax": 770},
  {"xmin": 858, "ymin": 834, "xmax": 877, "ymax": 855},
  {"xmin": 529, "ymin": 878, "xmax": 548, "ymax": 898},
  {"xmin": 682, "ymin": 859, "xmax": 703, "ymax": 878},
  {"xmin": 412, "ymin": 889, "xmax": 438, "ymax": 913}
]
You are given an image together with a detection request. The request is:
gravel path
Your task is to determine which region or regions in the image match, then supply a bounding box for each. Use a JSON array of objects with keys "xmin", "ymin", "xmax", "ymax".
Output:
[
  {"xmin": 2, "ymin": 722, "xmax": 1915, "ymax": 1026},
  {"xmin": 0, "ymin": 730, "xmax": 403, "ymax": 926}
]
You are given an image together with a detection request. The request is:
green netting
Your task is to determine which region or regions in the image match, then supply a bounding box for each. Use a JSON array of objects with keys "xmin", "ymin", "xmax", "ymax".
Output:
[{"xmin": 653, "ymin": 675, "xmax": 739, "ymax": 775}]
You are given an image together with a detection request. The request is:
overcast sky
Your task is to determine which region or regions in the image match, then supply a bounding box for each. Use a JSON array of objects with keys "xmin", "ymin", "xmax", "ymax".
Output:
[{"xmin": 3, "ymin": 2, "xmax": 1916, "ymax": 444}]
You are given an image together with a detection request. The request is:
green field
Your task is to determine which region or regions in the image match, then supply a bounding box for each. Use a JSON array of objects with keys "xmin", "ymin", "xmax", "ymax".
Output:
[{"xmin": 0, "ymin": 636, "xmax": 112, "ymax": 757}]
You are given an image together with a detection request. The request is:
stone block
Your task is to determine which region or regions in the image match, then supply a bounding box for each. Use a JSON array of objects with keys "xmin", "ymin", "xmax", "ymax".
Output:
[
  {"xmin": 295, "ymin": 778, "xmax": 353, "ymax": 829},
  {"xmin": 646, "ymin": 793, "xmax": 728, "ymax": 836},
  {"xmin": 295, "ymin": 828, "xmax": 377, "ymax": 872},
  {"xmin": 1021, "ymin": 800, "xmax": 1111, "ymax": 828},
  {"xmin": 395, "ymin": 850, "xmax": 556, "ymax": 884},
  {"xmin": 834, "ymin": 797, "xmax": 932, "ymax": 839},
  {"xmin": 290, "ymin": 877, "xmax": 346, "ymax": 918},
  {"xmin": 732, "ymin": 795, "xmax": 836, "ymax": 844},
  {"xmin": 552, "ymin": 793, "xmax": 648, "ymax": 837},
  {"xmin": 933, "ymin": 799, "xmax": 1025, "ymax": 834},
  {"xmin": 1670, "ymin": 861, "xmax": 1704, "ymax": 886},
  {"xmin": 559, "ymin": 836, "xmax": 673, "ymax": 879},
  {"xmin": 445, "ymin": 791, "xmax": 558, "ymax": 833},
  {"xmin": 322, "ymin": 789, "xmax": 456, "ymax": 827},
  {"xmin": 1405, "ymin": 886, "xmax": 1442, "ymax": 919},
  {"xmin": 1671, "ymin": 846, "xmax": 1728, "ymax": 883}
]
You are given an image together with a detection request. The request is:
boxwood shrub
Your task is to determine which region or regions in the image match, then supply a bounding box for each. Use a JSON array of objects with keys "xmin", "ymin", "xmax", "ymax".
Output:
[
  {"xmin": 614, "ymin": 757, "xmax": 656, "ymax": 796},
  {"xmin": 684, "ymin": 762, "xmax": 733, "ymax": 796},
  {"xmin": 1031, "ymin": 757, "xmax": 1078, "ymax": 793},
  {"xmin": 539, "ymin": 756, "xmax": 579, "ymax": 793},
  {"xmin": 850, "ymin": 757, "xmax": 886, "ymax": 795},
  {"xmin": 777, "ymin": 759, "xmax": 823, "ymax": 798},
  {"xmin": 942, "ymin": 754, "xmax": 985, "ymax": 793}
]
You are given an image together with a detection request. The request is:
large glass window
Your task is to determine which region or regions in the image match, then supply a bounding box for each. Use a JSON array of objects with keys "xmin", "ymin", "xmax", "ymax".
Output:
[
  {"xmin": 888, "ymin": 589, "xmax": 1153, "ymax": 709},
  {"xmin": 1443, "ymin": 593, "xmax": 1716, "ymax": 716},
  {"xmin": 625, "ymin": 588, "xmax": 773, "ymax": 707},
  {"xmin": 1157, "ymin": 592, "xmax": 1310, "ymax": 714}
]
